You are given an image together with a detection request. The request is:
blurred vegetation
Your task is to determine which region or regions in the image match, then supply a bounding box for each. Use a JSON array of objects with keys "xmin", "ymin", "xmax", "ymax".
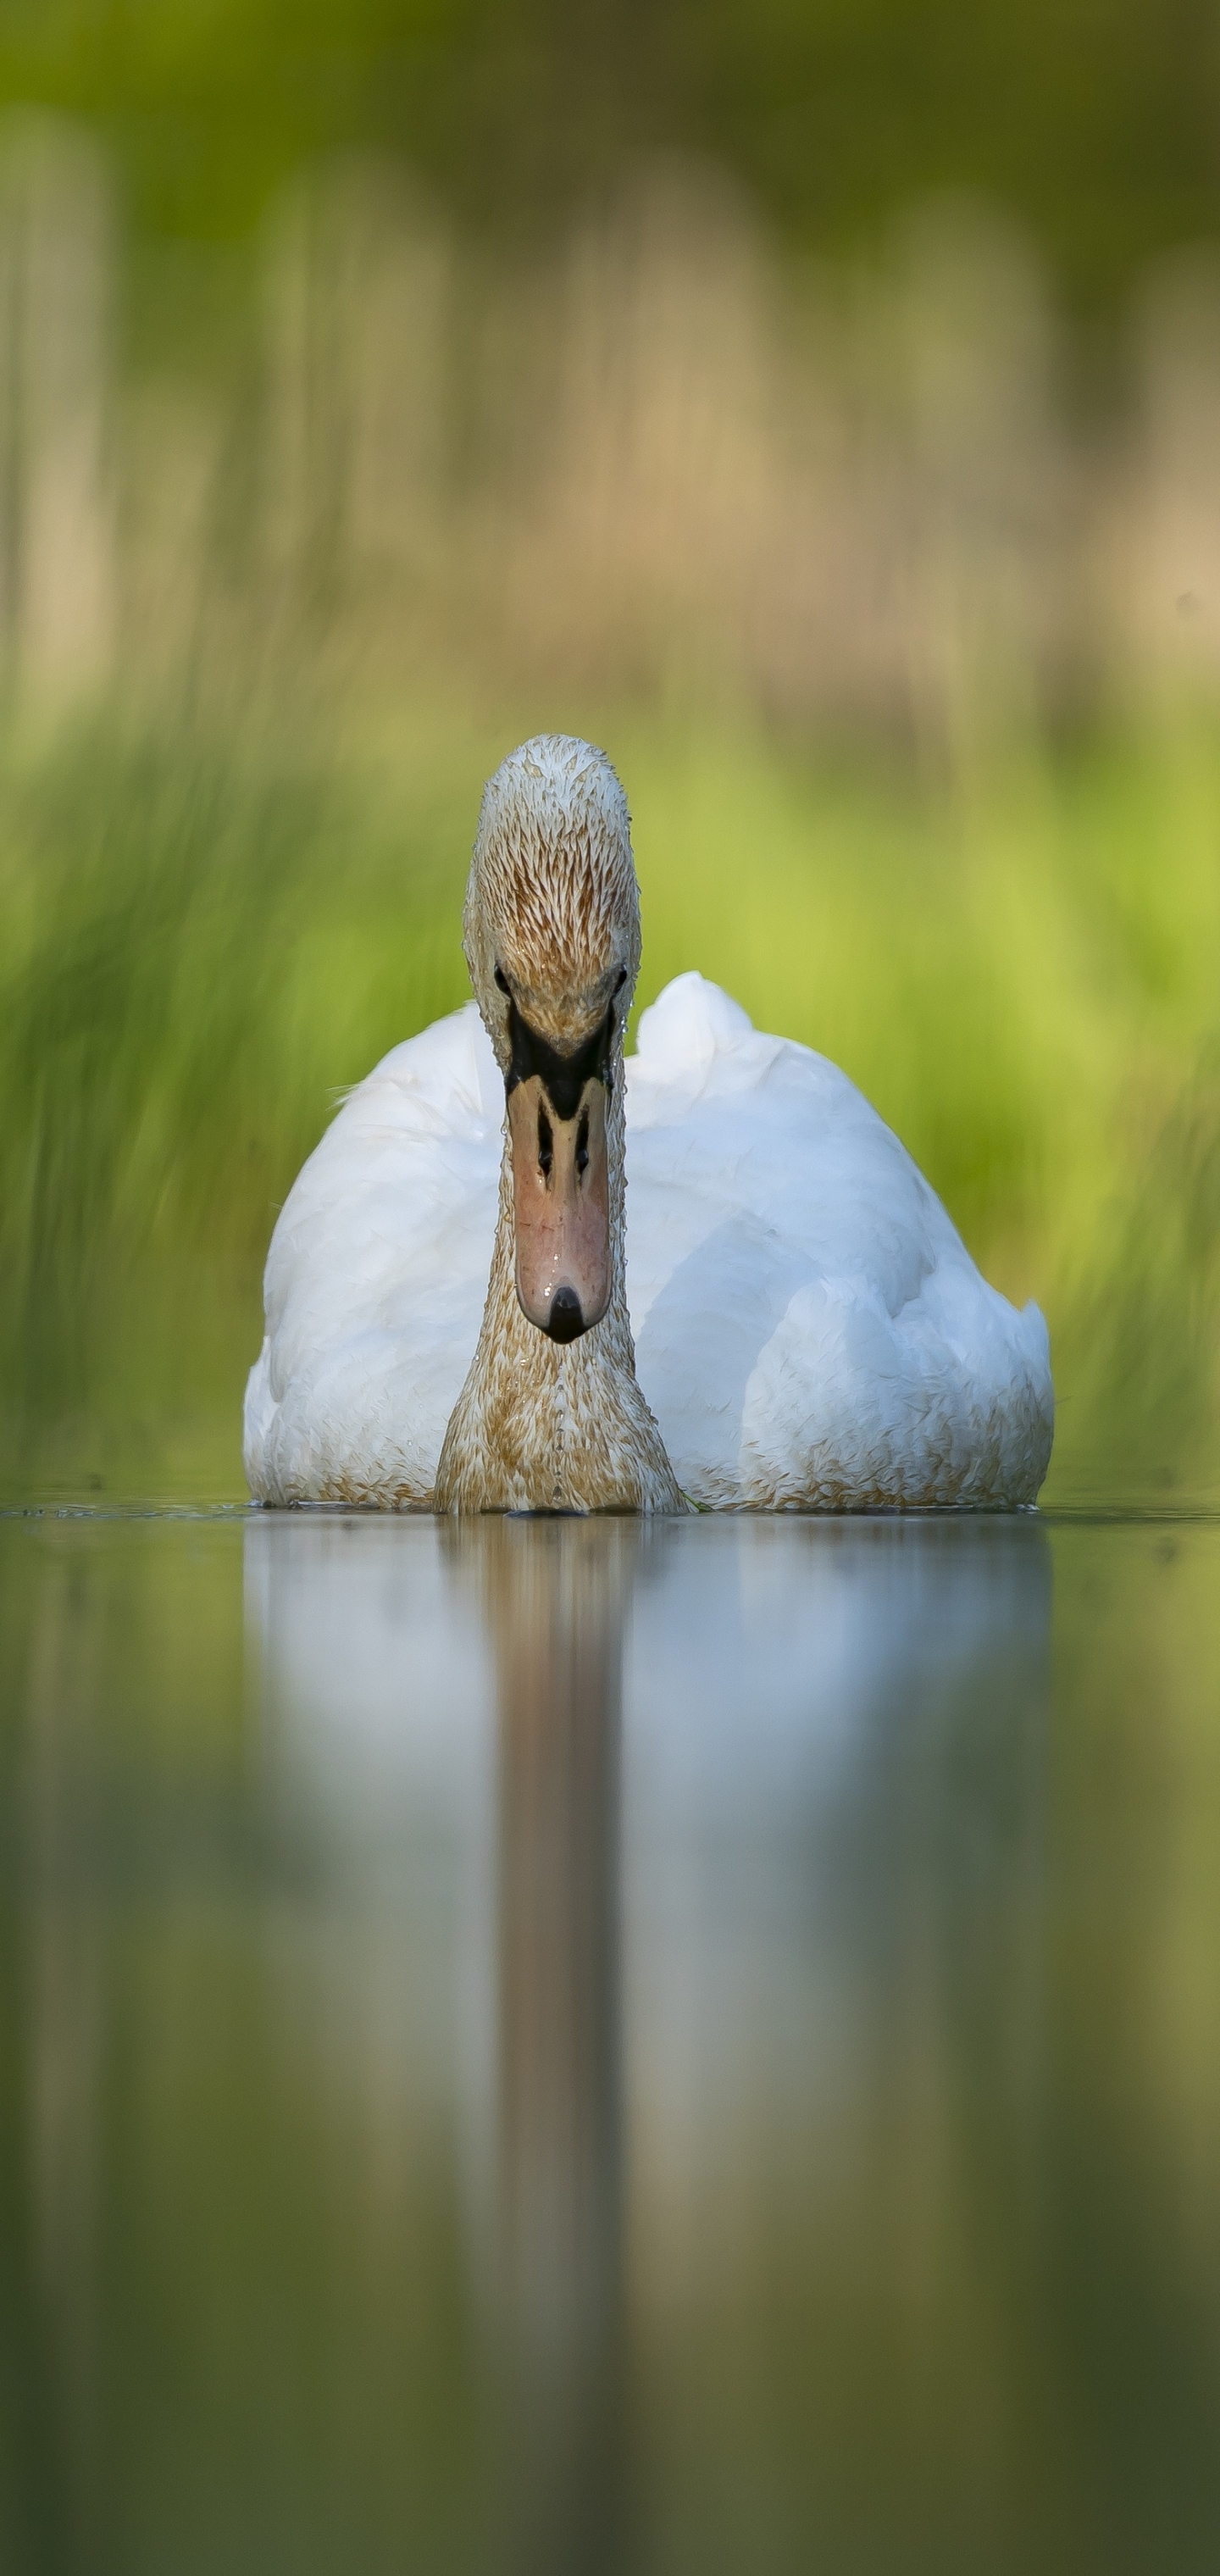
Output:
[
  {"xmin": 0, "ymin": 702, "xmax": 1218, "ymax": 1508},
  {"xmin": 1, "ymin": 0, "xmax": 1217, "ymax": 306},
  {"xmin": 0, "ymin": 15, "xmax": 1216, "ymax": 1511},
  {"xmin": 0, "ymin": 709, "xmax": 479, "ymax": 1502}
]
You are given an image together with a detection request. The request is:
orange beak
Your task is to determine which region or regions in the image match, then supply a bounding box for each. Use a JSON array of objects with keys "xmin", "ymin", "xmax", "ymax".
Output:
[{"xmin": 507, "ymin": 1073, "xmax": 611, "ymax": 1342}]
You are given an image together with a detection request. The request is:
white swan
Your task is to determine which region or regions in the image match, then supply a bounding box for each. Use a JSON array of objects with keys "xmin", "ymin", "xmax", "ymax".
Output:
[{"xmin": 244, "ymin": 736, "xmax": 1053, "ymax": 1513}]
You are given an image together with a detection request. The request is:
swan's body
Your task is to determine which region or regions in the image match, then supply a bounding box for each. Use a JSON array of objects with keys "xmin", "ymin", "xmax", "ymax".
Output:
[{"xmin": 245, "ymin": 854, "xmax": 1054, "ymax": 1511}]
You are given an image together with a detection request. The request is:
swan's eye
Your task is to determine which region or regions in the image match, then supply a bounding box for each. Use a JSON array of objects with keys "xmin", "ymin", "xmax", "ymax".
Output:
[
  {"xmin": 575, "ymin": 1109, "xmax": 590, "ymax": 1177},
  {"xmin": 494, "ymin": 964, "xmax": 509, "ymax": 995},
  {"xmin": 537, "ymin": 1105, "xmax": 553, "ymax": 1179}
]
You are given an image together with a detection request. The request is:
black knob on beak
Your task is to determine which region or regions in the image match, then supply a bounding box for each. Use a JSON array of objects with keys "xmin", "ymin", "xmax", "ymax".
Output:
[{"xmin": 546, "ymin": 1286, "xmax": 585, "ymax": 1343}]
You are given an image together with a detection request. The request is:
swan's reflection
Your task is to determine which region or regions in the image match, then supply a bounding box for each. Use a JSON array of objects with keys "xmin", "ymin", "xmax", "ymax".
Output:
[
  {"xmin": 449, "ymin": 1518, "xmax": 641, "ymax": 2572},
  {"xmin": 247, "ymin": 1512, "xmax": 653, "ymax": 2571},
  {"xmin": 245, "ymin": 1510, "xmax": 1051, "ymax": 2557}
]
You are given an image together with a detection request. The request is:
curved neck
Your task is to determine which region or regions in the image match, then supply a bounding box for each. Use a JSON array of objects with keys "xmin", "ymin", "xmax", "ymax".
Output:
[{"xmin": 434, "ymin": 1046, "xmax": 680, "ymax": 1514}]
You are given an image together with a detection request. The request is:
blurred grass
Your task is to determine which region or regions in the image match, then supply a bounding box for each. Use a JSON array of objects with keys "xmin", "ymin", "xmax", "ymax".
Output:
[{"xmin": 1, "ymin": 700, "xmax": 1218, "ymax": 1510}]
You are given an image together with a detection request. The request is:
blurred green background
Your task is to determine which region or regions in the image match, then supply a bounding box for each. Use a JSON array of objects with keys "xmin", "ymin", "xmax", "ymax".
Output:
[
  {"xmin": 3, "ymin": 0, "xmax": 1216, "ymax": 296},
  {"xmin": 1, "ymin": 0, "xmax": 1219, "ymax": 1507}
]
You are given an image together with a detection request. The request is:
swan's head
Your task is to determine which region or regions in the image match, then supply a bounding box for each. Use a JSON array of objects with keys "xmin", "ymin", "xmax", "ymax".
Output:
[{"xmin": 464, "ymin": 736, "xmax": 640, "ymax": 1345}]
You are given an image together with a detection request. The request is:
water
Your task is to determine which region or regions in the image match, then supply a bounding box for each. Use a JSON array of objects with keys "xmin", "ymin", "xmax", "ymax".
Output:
[{"xmin": 2, "ymin": 1507, "xmax": 1219, "ymax": 2574}]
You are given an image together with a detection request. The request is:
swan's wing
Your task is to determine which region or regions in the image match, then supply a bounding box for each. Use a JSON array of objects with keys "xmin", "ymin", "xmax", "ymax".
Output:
[
  {"xmin": 244, "ymin": 1004, "xmax": 502, "ymax": 1504},
  {"xmin": 624, "ymin": 974, "xmax": 1054, "ymax": 1508}
]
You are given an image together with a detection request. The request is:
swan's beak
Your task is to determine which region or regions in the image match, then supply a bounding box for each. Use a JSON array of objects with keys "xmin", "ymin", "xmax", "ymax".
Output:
[{"xmin": 507, "ymin": 1073, "xmax": 611, "ymax": 1342}]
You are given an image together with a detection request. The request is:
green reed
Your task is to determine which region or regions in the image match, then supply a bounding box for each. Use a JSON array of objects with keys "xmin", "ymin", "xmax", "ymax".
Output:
[{"xmin": 2, "ymin": 702, "xmax": 1218, "ymax": 1507}]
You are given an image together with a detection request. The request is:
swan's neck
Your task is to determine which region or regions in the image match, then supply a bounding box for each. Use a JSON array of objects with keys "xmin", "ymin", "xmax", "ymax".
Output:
[{"xmin": 435, "ymin": 1066, "xmax": 681, "ymax": 1513}]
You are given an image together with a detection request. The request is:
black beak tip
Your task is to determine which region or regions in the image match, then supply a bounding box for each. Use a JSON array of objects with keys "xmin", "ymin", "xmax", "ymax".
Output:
[{"xmin": 546, "ymin": 1286, "xmax": 585, "ymax": 1344}]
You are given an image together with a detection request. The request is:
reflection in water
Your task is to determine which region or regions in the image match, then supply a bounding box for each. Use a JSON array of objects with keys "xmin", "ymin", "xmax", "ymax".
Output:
[
  {"xmin": 461, "ymin": 1523, "xmax": 633, "ymax": 2575},
  {"xmin": 252, "ymin": 1513, "xmax": 645, "ymax": 2573},
  {"xmin": 249, "ymin": 1512, "xmax": 1052, "ymax": 2573},
  {"xmin": 8, "ymin": 1511, "xmax": 1220, "ymax": 2571}
]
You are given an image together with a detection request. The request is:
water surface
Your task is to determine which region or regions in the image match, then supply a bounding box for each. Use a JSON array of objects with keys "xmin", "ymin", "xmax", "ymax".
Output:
[{"xmin": 2, "ymin": 1508, "xmax": 1218, "ymax": 2574}]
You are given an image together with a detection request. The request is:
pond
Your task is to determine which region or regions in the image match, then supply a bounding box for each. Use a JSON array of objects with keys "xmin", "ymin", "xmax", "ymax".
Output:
[{"xmin": 1, "ymin": 1506, "xmax": 1218, "ymax": 2573}]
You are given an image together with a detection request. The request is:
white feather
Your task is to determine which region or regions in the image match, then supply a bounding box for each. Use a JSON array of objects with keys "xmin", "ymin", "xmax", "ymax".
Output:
[{"xmin": 245, "ymin": 970, "xmax": 1053, "ymax": 1509}]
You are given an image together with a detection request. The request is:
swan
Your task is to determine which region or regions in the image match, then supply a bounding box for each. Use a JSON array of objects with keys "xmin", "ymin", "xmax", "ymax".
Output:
[{"xmin": 244, "ymin": 735, "xmax": 1053, "ymax": 1513}]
